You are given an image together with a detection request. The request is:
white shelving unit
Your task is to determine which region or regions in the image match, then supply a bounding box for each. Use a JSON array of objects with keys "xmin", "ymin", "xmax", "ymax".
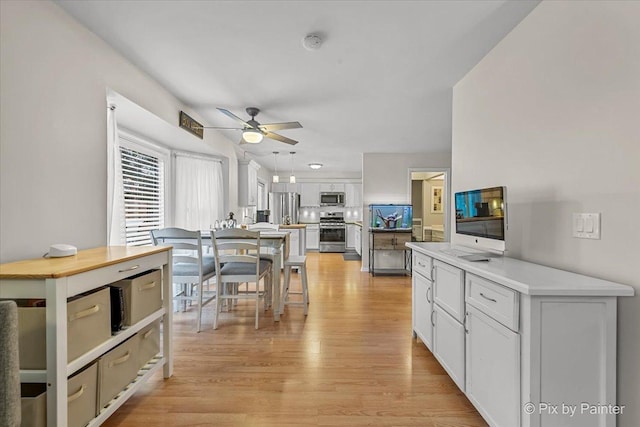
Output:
[{"xmin": 0, "ymin": 246, "xmax": 173, "ymax": 426}]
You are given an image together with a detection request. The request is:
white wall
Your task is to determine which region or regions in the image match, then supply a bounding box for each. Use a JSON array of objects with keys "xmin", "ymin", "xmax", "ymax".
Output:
[
  {"xmin": 362, "ymin": 152, "xmax": 451, "ymax": 270},
  {"xmin": 0, "ymin": 0, "xmax": 239, "ymax": 262},
  {"xmin": 453, "ymin": 1, "xmax": 640, "ymax": 424}
]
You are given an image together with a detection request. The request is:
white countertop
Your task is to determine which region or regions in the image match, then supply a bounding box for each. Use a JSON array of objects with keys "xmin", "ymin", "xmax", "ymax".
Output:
[{"xmin": 406, "ymin": 242, "xmax": 634, "ymax": 297}]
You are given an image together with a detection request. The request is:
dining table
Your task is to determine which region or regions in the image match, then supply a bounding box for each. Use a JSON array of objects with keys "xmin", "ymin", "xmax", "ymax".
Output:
[{"xmin": 201, "ymin": 230, "xmax": 289, "ymax": 321}]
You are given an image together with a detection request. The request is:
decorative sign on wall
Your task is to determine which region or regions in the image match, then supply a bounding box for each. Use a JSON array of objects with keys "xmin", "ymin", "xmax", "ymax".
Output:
[
  {"xmin": 179, "ymin": 111, "xmax": 204, "ymax": 139},
  {"xmin": 431, "ymin": 186, "xmax": 443, "ymax": 214}
]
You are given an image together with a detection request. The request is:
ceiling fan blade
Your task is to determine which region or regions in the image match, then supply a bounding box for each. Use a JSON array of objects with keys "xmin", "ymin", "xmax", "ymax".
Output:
[
  {"xmin": 217, "ymin": 108, "xmax": 252, "ymax": 127},
  {"xmin": 259, "ymin": 121, "xmax": 302, "ymax": 132},
  {"xmin": 265, "ymin": 131, "xmax": 298, "ymax": 145},
  {"xmin": 199, "ymin": 126, "xmax": 243, "ymax": 130}
]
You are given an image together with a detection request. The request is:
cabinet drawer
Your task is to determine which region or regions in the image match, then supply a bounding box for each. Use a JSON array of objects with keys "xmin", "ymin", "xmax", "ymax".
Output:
[
  {"xmin": 413, "ymin": 252, "xmax": 432, "ymax": 279},
  {"xmin": 137, "ymin": 319, "xmax": 161, "ymax": 370},
  {"xmin": 111, "ymin": 269, "xmax": 162, "ymax": 326},
  {"xmin": 68, "ymin": 361, "xmax": 98, "ymax": 427},
  {"xmin": 433, "ymin": 260, "xmax": 465, "ymax": 323},
  {"xmin": 466, "ymin": 274, "xmax": 519, "ymax": 331},
  {"xmin": 68, "ymin": 287, "xmax": 112, "ymax": 362},
  {"xmin": 98, "ymin": 336, "xmax": 139, "ymax": 409}
]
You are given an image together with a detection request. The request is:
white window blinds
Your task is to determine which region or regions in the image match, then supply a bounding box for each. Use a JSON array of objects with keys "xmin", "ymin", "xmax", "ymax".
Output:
[{"xmin": 120, "ymin": 147, "xmax": 165, "ymax": 246}]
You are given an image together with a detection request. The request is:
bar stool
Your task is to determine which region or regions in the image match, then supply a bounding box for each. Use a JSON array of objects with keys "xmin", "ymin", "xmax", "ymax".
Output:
[{"xmin": 283, "ymin": 255, "xmax": 309, "ymax": 315}]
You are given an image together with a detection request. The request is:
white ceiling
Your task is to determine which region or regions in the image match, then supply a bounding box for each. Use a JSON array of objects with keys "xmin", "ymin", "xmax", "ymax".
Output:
[{"xmin": 57, "ymin": 0, "xmax": 539, "ymax": 176}]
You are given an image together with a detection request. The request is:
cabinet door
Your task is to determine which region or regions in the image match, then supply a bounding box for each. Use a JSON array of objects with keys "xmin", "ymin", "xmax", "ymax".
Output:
[
  {"xmin": 345, "ymin": 183, "xmax": 362, "ymax": 207},
  {"xmin": 433, "ymin": 304, "xmax": 465, "ymax": 391},
  {"xmin": 413, "ymin": 272, "xmax": 433, "ymax": 350},
  {"xmin": 394, "ymin": 233, "xmax": 411, "ymax": 249},
  {"xmin": 288, "ymin": 229, "xmax": 300, "ymax": 257},
  {"xmin": 466, "ymin": 305, "xmax": 520, "ymax": 427},
  {"xmin": 248, "ymin": 165, "xmax": 258, "ymax": 205},
  {"xmin": 319, "ymin": 183, "xmax": 345, "ymax": 192},
  {"xmin": 433, "ymin": 260, "xmax": 465, "ymax": 323},
  {"xmin": 346, "ymin": 224, "xmax": 356, "ymax": 249},
  {"xmin": 372, "ymin": 233, "xmax": 394, "ymax": 249},
  {"xmin": 306, "ymin": 228, "xmax": 319, "ymax": 250},
  {"xmin": 355, "ymin": 227, "xmax": 361, "ymax": 255},
  {"xmin": 300, "ymin": 183, "xmax": 320, "ymax": 206}
]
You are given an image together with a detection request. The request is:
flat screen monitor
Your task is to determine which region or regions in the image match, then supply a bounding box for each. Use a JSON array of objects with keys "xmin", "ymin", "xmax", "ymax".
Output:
[{"xmin": 454, "ymin": 186, "xmax": 507, "ymax": 253}]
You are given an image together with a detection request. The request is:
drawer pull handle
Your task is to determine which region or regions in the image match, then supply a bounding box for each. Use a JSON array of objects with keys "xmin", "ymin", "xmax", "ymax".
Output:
[
  {"xmin": 480, "ymin": 292, "xmax": 497, "ymax": 303},
  {"xmin": 426, "ymin": 287, "xmax": 432, "ymax": 303},
  {"xmin": 139, "ymin": 281, "xmax": 157, "ymax": 291},
  {"xmin": 430, "ymin": 265, "xmax": 435, "ymax": 281},
  {"xmin": 69, "ymin": 304, "xmax": 100, "ymax": 321},
  {"xmin": 418, "ymin": 261, "xmax": 425, "ymax": 268},
  {"xmin": 67, "ymin": 384, "xmax": 85, "ymax": 403},
  {"xmin": 119, "ymin": 264, "xmax": 140, "ymax": 273},
  {"xmin": 143, "ymin": 329, "xmax": 154, "ymax": 339},
  {"xmin": 430, "ymin": 310, "xmax": 436, "ymax": 327},
  {"xmin": 109, "ymin": 351, "xmax": 131, "ymax": 368}
]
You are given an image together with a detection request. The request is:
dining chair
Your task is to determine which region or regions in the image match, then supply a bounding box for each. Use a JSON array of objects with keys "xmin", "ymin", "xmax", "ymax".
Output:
[
  {"xmin": 211, "ymin": 228, "xmax": 272, "ymax": 329},
  {"xmin": 151, "ymin": 227, "xmax": 216, "ymax": 332}
]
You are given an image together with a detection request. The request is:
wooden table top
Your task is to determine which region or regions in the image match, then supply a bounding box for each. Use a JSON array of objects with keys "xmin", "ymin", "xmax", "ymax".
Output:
[{"xmin": 0, "ymin": 246, "xmax": 171, "ymax": 280}]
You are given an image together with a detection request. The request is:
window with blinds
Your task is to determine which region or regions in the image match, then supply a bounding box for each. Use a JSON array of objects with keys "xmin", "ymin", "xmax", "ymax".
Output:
[{"xmin": 120, "ymin": 147, "xmax": 164, "ymax": 246}]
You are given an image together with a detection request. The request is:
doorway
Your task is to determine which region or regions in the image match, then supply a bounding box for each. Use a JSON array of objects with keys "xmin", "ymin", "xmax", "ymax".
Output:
[{"xmin": 408, "ymin": 169, "xmax": 450, "ymax": 242}]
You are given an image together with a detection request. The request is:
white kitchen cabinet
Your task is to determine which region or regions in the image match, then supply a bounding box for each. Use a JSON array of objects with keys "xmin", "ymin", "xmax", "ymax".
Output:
[
  {"xmin": 238, "ymin": 160, "xmax": 260, "ymax": 206},
  {"xmin": 466, "ymin": 304, "xmax": 520, "ymax": 427},
  {"xmin": 354, "ymin": 225, "xmax": 362, "ymax": 256},
  {"xmin": 346, "ymin": 224, "xmax": 356, "ymax": 249},
  {"xmin": 306, "ymin": 224, "xmax": 319, "ymax": 250},
  {"xmin": 407, "ymin": 242, "xmax": 633, "ymax": 427},
  {"xmin": 319, "ymin": 183, "xmax": 344, "ymax": 192},
  {"xmin": 300, "ymin": 183, "xmax": 320, "ymax": 206},
  {"xmin": 433, "ymin": 303, "xmax": 466, "ymax": 391},
  {"xmin": 344, "ymin": 183, "xmax": 362, "ymax": 207},
  {"xmin": 433, "ymin": 260, "xmax": 465, "ymax": 322},
  {"xmin": 271, "ymin": 182, "xmax": 299, "ymax": 193},
  {"xmin": 412, "ymin": 269, "xmax": 433, "ymax": 350}
]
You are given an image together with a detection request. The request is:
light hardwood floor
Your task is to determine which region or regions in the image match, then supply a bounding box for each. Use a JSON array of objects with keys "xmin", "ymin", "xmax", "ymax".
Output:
[{"xmin": 103, "ymin": 252, "xmax": 488, "ymax": 426}]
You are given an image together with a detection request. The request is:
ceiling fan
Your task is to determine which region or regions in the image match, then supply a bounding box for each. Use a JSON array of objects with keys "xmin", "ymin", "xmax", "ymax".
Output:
[{"xmin": 203, "ymin": 107, "xmax": 302, "ymax": 145}]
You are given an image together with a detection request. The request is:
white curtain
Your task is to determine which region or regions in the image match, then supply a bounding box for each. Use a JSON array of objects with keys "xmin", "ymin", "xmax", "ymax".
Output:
[
  {"xmin": 107, "ymin": 105, "xmax": 125, "ymax": 245},
  {"xmin": 174, "ymin": 155, "xmax": 224, "ymax": 230}
]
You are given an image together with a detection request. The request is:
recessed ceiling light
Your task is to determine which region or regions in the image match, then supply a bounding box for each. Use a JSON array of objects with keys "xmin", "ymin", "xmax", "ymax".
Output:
[{"xmin": 308, "ymin": 163, "xmax": 323, "ymax": 170}]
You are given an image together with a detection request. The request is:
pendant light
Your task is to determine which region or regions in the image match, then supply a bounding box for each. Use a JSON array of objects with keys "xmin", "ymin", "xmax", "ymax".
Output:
[
  {"xmin": 272, "ymin": 151, "xmax": 279, "ymax": 183},
  {"xmin": 289, "ymin": 151, "xmax": 296, "ymax": 184}
]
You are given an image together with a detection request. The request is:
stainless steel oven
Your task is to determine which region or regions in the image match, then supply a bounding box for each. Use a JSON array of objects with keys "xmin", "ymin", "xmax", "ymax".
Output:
[
  {"xmin": 319, "ymin": 212, "xmax": 345, "ymax": 252},
  {"xmin": 320, "ymin": 192, "xmax": 345, "ymax": 207}
]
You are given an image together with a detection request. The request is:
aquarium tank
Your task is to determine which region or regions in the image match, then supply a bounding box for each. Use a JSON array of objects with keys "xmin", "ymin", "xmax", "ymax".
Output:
[{"xmin": 369, "ymin": 204, "xmax": 413, "ymax": 229}]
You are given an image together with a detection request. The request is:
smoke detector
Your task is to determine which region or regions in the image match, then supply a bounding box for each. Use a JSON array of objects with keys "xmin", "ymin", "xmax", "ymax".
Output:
[{"xmin": 302, "ymin": 34, "xmax": 323, "ymax": 51}]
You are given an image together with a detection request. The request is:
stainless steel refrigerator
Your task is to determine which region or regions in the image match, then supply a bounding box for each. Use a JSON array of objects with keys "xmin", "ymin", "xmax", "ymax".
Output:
[{"xmin": 268, "ymin": 192, "xmax": 300, "ymax": 224}]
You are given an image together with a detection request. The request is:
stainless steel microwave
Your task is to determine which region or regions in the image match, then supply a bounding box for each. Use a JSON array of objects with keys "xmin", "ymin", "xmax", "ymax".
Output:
[{"xmin": 320, "ymin": 192, "xmax": 345, "ymax": 206}]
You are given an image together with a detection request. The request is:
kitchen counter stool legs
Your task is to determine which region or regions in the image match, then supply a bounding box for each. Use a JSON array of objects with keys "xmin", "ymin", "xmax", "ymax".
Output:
[{"xmin": 282, "ymin": 255, "xmax": 309, "ymax": 315}]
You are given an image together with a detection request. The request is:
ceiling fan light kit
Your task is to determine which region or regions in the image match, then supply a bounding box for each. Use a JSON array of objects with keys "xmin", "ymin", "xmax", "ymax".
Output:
[
  {"xmin": 242, "ymin": 128, "xmax": 263, "ymax": 143},
  {"xmin": 308, "ymin": 163, "xmax": 323, "ymax": 170}
]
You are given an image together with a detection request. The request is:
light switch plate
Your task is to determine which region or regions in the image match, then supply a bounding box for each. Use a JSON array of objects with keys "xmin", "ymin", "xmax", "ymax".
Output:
[{"xmin": 572, "ymin": 213, "xmax": 601, "ymax": 239}]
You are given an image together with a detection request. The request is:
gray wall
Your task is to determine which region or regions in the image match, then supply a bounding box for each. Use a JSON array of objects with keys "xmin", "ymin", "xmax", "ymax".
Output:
[
  {"xmin": 453, "ymin": 1, "xmax": 640, "ymax": 424},
  {"xmin": 0, "ymin": 1, "xmax": 239, "ymax": 262},
  {"xmin": 362, "ymin": 152, "xmax": 451, "ymax": 270}
]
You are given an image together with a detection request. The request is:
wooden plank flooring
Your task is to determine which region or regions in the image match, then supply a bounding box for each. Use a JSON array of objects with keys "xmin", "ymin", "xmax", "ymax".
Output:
[{"xmin": 103, "ymin": 252, "xmax": 487, "ymax": 426}]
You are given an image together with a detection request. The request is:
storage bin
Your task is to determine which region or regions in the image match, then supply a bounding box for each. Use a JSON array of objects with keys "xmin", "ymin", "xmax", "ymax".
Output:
[
  {"xmin": 68, "ymin": 361, "xmax": 98, "ymax": 427},
  {"xmin": 98, "ymin": 336, "xmax": 139, "ymax": 409},
  {"xmin": 137, "ymin": 319, "xmax": 161, "ymax": 370},
  {"xmin": 111, "ymin": 269, "xmax": 162, "ymax": 326},
  {"xmin": 20, "ymin": 383, "xmax": 46, "ymax": 427},
  {"xmin": 16, "ymin": 287, "xmax": 111, "ymax": 369}
]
